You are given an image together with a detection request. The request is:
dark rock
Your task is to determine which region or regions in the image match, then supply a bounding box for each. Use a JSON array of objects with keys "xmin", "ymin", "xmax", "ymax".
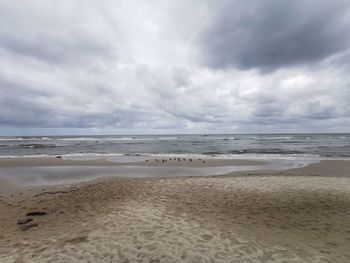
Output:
[
  {"xmin": 20, "ymin": 223, "xmax": 38, "ymax": 231},
  {"xmin": 26, "ymin": 211, "xmax": 47, "ymax": 216},
  {"xmin": 56, "ymin": 156, "xmax": 62, "ymax": 159},
  {"xmin": 17, "ymin": 218, "xmax": 33, "ymax": 225}
]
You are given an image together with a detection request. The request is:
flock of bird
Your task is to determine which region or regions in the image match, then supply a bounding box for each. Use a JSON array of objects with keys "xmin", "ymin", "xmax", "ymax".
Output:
[{"xmin": 145, "ymin": 157, "xmax": 206, "ymax": 164}]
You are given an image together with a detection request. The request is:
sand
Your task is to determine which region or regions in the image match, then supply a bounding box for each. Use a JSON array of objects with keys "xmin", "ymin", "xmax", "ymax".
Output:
[
  {"xmin": 0, "ymin": 160, "xmax": 349, "ymax": 262},
  {"xmin": 0, "ymin": 157, "xmax": 264, "ymax": 168}
]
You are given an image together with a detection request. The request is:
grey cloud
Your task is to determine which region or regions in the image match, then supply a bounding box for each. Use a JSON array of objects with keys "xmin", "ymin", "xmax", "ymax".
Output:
[
  {"xmin": 55, "ymin": 111, "xmax": 146, "ymax": 129},
  {"xmin": 0, "ymin": 91, "xmax": 147, "ymax": 129},
  {"xmin": 0, "ymin": 2, "xmax": 117, "ymax": 66},
  {"xmin": 0, "ymin": 1, "xmax": 350, "ymax": 134},
  {"xmin": 325, "ymin": 50, "xmax": 350, "ymax": 72},
  {"xmin": 171, "ymin": 67, "xmax": 192, "ymax": 88},
  {"xmin": 0, "ymin": 95, "xmax": 53, "ymax": 128},
  {"xmin": 253, "ymin": 104, "xmax": 283, "ymax": 118},
  {"xmin": 199, "ymin": 0, "xmax": 350, "ymax": 72},
  {"xmin": 0, "ymin": 75, "xmax": 142, "ymax": 129},
  {"xmin": 0, "ymin": 33, "xmax": 116, "ymax": 65}
]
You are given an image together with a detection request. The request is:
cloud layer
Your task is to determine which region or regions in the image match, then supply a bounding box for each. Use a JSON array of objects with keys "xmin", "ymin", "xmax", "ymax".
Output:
[
  {"xmin": 200, "ymin": 0, "xmax": 350, "ymax": 71},
  {"xmin": 0, "ymin": 0, "xmax": 350, "ymax": 135}
]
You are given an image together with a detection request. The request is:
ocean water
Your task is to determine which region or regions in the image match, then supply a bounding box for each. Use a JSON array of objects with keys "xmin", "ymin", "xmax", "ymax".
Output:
[
  {"xmin": 1, "ymin": 134, "xmax": 349, "ymax": 184},
  {"xmin": 0, "ymin": 134, "xmax": 349, "ymax": 160}
]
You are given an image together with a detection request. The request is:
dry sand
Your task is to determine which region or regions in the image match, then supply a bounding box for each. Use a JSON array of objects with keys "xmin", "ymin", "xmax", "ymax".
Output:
[{"xmin": 0, "ymin": 160, "xmax": 349, "ymax": 262}]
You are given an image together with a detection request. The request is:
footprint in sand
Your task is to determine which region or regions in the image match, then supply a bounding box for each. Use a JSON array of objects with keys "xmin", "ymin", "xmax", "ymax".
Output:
[
  {"xmin": 201, "ymin": 234, "xmax": 213, "ymax": 241},
  {"xmin": 141, "ymin": 230, "xmax": 155, "ymax": 239},
  {"xmin": 144, "ymin": 243, "xmax": 157, "ymax": 251},
  {"xmin": 64, "ymin": 236, "xmax": 89, "ymax": 244}
]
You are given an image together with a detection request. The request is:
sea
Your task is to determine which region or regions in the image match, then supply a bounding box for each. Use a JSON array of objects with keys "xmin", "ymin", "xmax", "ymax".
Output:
[
  {"xmin": 0, "ymin": 133, "xmax": 349, "ymax": 159},
  {"xmin": 1, "ymin": 134, "xmax": 349, "ymax": 185}
]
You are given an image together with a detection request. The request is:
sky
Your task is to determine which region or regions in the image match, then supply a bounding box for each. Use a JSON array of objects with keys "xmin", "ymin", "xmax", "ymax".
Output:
[{"xmin": 1, "ymin": 0, "xmax": 350, "ymax": 135}]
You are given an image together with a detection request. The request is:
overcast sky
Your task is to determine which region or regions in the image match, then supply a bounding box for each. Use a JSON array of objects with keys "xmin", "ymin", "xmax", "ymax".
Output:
[{"xmin": 1, "ymin": 0, "xmax": 350, "ymax": 135}]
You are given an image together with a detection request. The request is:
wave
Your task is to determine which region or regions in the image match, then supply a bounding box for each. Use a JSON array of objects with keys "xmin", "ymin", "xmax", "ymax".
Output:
[
  {"xmin": 63, "ymin": 153, "xmax": 125, "ymax": 157},
  {"xmin": 222, "ymin": 137, "xmax": 240, "ymax": 141},
  {"xmin": 230, "ymin": 149, "xmax": 304, "ymax": 155},
  {"xmin": 202, "ymin": 151, "xmax": 224, "ymax": 155},
  {"xmin": 0, "ymin": 136, "xmax": 183, "ymax": 142},
  {"xmin": 138, "ymin": 152, "xmax": 350, "ymax": 159},
  {"xmin": 24, "ymin": 137, "xmax": 179, "ymax": 142},
  {"xmin": 255, "ymin": 137, "xmax": 295, "ymax": 141},
  {"xmin": 202, "ymin": 149, "xmax": 304, "ymax": 155},
  {"xmin": 267, "ymin": 136, "xmax": 295, "ymax": 140},
  {"xmin": 17, "ymin": 144, "xmax": 59, "ymax": 149},
  {"xmin": 2, "ymin": 152, "xmax": 348, "ymax": 162},
  {"xmin": 124, "ymin": 153, "xmax": 143, "ymax": 156},
  {"xmin": 0, "ymin": 137, "xmax": 53, "ymax": 141},
  {"xmin": 0, "ymin": 138, "xmax": 25, "ymax": 141}
]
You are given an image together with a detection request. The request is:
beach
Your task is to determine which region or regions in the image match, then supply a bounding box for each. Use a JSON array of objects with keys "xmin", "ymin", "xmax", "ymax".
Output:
[
  {"xmin": 0, "ymin": 158, "xmax": 349, "ymax": 262},
  {"xmin": 2, "ymin": 0, "xmax": 350, "ymax": 260}
]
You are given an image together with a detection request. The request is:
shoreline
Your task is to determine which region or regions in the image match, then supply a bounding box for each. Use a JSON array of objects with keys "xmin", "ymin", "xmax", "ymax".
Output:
[
  {"xmin": 0, "ymin": 157, "xmax": 267, "ymax": 195},
  {"xmin": 0, "ymin": 156, "xmax": 264, "ymax": 167},
  {"xmin": 0, "ymin": 159, "xmax": 349, "ymax": 199},
  {"xmin": 0, "ymin": 159, "xmax": 349, "ymax": 262}
]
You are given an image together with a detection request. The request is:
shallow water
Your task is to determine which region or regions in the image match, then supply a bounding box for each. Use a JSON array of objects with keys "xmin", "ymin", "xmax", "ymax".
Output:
[{"xmin": 0, "ymin": 156, "xmax": 316, "ymax": 186}]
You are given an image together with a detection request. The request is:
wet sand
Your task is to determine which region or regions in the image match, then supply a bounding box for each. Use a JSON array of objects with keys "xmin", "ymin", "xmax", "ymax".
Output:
[
  {"xmin": 0, "ymin": 160, "xmax": 349, "ymax": 262},
  {"xmin": 0, "ymin": 157, "xmax": 263, "ymax": 168}
]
